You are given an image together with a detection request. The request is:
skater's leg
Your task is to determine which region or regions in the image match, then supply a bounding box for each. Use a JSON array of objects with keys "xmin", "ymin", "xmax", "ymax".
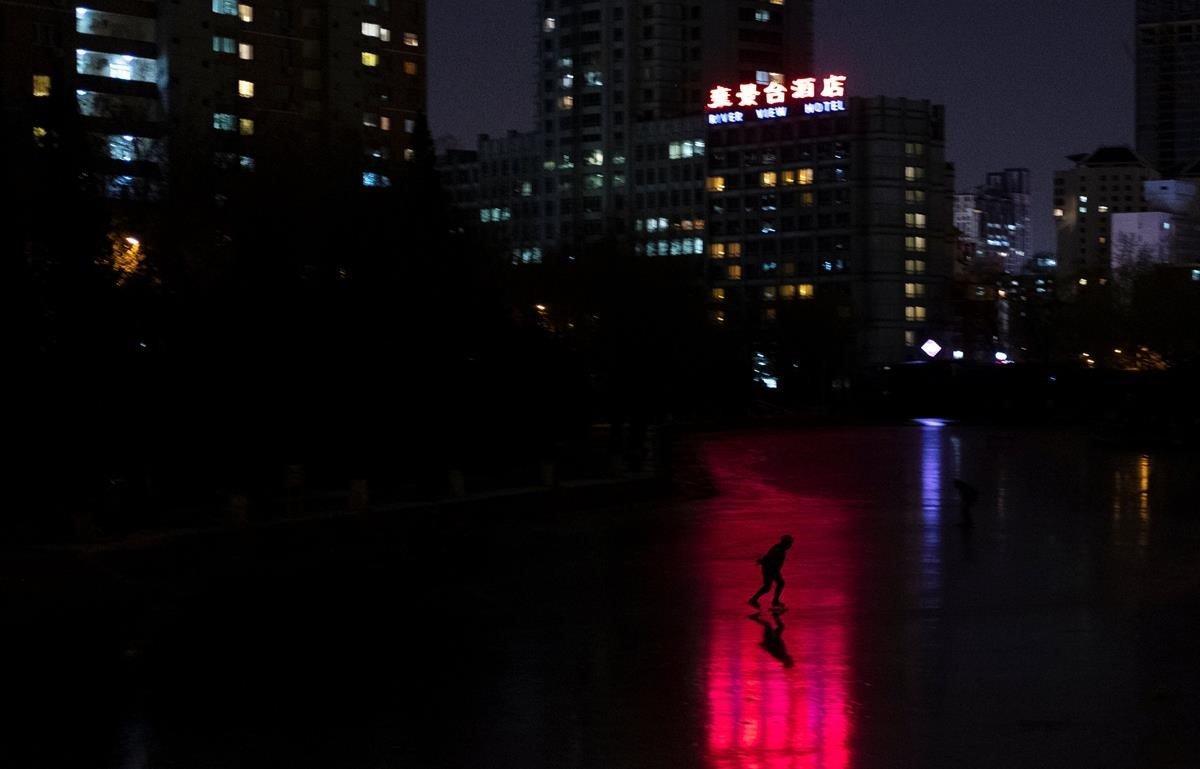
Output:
[
  {"xmin": 771, "ymin": 575, "xmax": 785, "ymax": 606},
  {"xmin": 750, "ymin": 569, "xmax": 773, "ymax": 606}
]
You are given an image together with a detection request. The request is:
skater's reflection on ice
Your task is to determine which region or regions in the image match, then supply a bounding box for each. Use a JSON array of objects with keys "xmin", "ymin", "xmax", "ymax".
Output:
[{"xmin": 749, "ymin": 611, "xmax": 794, "ymax": 668}]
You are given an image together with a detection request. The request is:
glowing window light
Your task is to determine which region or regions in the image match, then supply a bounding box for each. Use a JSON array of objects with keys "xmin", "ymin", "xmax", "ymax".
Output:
[{"xmin": 361, "ymin": 51, "xmax": 379, "ymax": 67}]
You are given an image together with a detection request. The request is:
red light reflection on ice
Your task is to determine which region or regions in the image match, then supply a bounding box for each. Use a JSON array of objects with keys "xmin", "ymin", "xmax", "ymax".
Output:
[{"xmin": 698, "ymin": 436, "xmax": 854, "ymax": 769}]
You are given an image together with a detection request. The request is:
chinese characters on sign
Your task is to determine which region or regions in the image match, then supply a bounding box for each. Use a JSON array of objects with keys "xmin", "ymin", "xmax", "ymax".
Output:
[{"xmin": 706, "ymin": 74, "xmax": 848, "ymax": 124}]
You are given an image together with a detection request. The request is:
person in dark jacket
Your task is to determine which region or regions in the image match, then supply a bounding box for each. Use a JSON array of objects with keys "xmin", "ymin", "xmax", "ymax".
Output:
[{"xmin": 749, "ymin": 534, "xmax": 794, "ymax": 609}]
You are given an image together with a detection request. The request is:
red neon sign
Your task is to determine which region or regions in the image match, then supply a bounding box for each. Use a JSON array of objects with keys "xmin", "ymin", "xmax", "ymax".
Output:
[{"xmin": 707, "ymin": 74, "xmax": 848, "ymax": 111}]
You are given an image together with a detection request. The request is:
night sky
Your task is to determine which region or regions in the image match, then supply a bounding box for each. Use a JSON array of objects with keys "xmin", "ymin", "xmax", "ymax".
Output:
[{"xmin": 428, "ymin": 0, "xmax": 1136, "ymax": 253}]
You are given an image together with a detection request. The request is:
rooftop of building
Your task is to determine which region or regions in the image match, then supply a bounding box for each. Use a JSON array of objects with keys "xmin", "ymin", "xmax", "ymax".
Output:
[{"xmin": 1066, "ymin": 146, "xmax": 1156, "ymax": 169}]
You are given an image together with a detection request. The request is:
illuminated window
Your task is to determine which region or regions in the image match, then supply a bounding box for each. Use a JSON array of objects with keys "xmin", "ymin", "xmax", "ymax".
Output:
[
  {"xmin": 239, "ymin": 42, "xmax": 253, "ymax": 60},
  {"xmin": 905, "ymin": 165, "xmax": 924, "ymax": 182},
  {"xmin": 32, "ymin": 125, "xmax": 47, "ymax": 141},
  {"xmin": 362, "ymin": 112, "xmax": 378, "ymax": 127},
  {"xmin": 213, "ymin": 112, "xmax": 236, "ymax": 131},
  {"xmin": 404, "ymin": 32, "xmax": 419, "ymax": 46},
  {"xmin": 797, "ymin": 283, "xmax": 814, "ymax": 298},
  {"xmin": 380, "ymin": 116, "xmax": 391, "ymax": 131},
  {"xmin": 905, "ymin": 212, "xmax": 927, "ymax": 229},
  {"xmin": 362, "ymin": 171, "xmax": 391, "ymax": 187},
  {"xmin": 237, "ymin": 3, "xmax": 252, "ymax": 21},
  {"xmin": 779, "ymin": 284, "xmax": 796, "ymax": 299},
  {"xmin": 559, "ymin": 95, "xmax": 574, "ymax": 109},
  {"xmin": 237, "ymin": 79, "xmax": 254, "ymax": 98},
  {"xmin": 1098, "ymin": 205, "xmax": 1109, "ymax": 213},
  {"xmin": 709, "ymin": 244, "xmax": 726, "ymax": 259},
  {"xmin": 212, "ymin": 0, "xmax": 237, "ymax": 15},
  {"xmin": 905, "ymin": 282, "xmax": 925, "ymax": 298},
  {"xmin": 796, "ymin": 168, "xmax": 814, "ymax": 185},
  {"xmin": 800, "ymin": 191, "xmax": 814, "ymax": 206},
  {"xmin": 404, "ymin": 61, "xmax": 418, "ymax": 75},
  {"xmin": 238, "ymin": 117, "xmax": 254, "ymax": 135},
  {"xmin": 905, "ymin": 305, "xmax": 927, "ymax": 322},
  {"xmin": 905, "ymin": 330, "xmax": 916, "ymax": 346},
  {"xmin": 760, "ymin": 171, "xmax": 777, "ymax": 187},
  {"xmin": 240, "ymin": 155, "xmax": 254, "ymax": 170},
  {"xmin": 905, "ymin": 236, "xmax": 927, "ymax": 252},
  {"xmin": 32, "ymin": 74, "xmax": 51, "ymax": 97},
  {"xmin": 362, "ymin": 51, "xmax": 379, "ymax": 67},
  {"xmin": 544, "ymin": 17, "xmax": 556, "ymax": 31},
  {"xmin": 1054, "ymin": 208, "xmax": 1064, "ymax": 218},
  {"xmin": 755, "ymin": 10, "xmax": 770, "ymax": 22},
  {"xmin": 781, "ymin": 170, "xmax": 795, "ymax": 185},
  {"xmin": 362, "ymin": 22, "xmax": 380, "ymax": 37},
  {"xmin": 726, "ymin": 265, "xmax": 742, "ymax": 280},
  {"xmin": 76, "ymin": 8, "xmax": 156, "ymax": 41},
  {"xmin": 105, "ymin": 134, "xmax": 157, "ymax": 161},
  {"xmin": 403, "ymin": 148, "xmax": 414, "ymax": 161},
  {"xmin": 727, "ymin": 243, "xmax": 742, "ymax": 257},
  {"xmin": 76, "ymin": 50, "xmax": 157, "ymax": 82},
  {"xmin": 213, "ymin": 35, "xmax": 234, "ymax": 53},
  {"xmin": 906, "ymin": 189, "xmax": 926, "ymax": 204},
  {"xmin": 707, "ymin": 176, "xmax": 726, "ymax": 192},
  {"xmin": 379, "ymin": 27, "xmax": 391, "ymax": 41},
  {"xmin": 904, "ymin": 142, "xmax": 925, "ymax": 156},
  {"xmin": 711, "ymin": 288, "xmax": 726, "ymax": 301},
  {"xmin": 904, "ymin": 259, "xmax": 927, "ymax": 275}
]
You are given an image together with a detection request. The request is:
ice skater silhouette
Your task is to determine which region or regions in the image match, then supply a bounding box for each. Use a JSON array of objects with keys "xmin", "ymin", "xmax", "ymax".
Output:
[
  {"xmin": 954, "ymin": 479, "xmax": 978, "ymax": 529},
  {"xmin": 749, "ymin": 534, "xmax": 793, "ymax": 609}
]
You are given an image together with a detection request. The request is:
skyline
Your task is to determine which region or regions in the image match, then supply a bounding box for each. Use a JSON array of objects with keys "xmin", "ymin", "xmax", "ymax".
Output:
[{"xmin": 428, "ymin": 0, "xmax": 1137, "ymax": 254}]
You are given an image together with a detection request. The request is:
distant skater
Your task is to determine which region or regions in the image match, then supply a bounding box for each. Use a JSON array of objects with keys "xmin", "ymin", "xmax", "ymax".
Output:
[
  {"xmin": 953, "ymin": 479, "xmax": 978, "ymax": 529},
  {"xmin": 749, "ymin": 534, "xmax": 793, "ymax": 609}
]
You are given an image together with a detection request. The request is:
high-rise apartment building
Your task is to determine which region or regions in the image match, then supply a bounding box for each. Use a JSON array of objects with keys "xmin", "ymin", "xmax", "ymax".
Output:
[
  {"xmin": 3, "ymin": 0, "xmax": 427, "ymax": 203},
  {"xmin": 1136, "ymin": 0, "xmax": 1200, "ymax": 174},
  {"xmin": 534, "ymin": 0, "xmax": 813, "ymax": 248},
  {"xmin": 1054, "ymin": 147, "xmax": 1158, "ymax": 282}
]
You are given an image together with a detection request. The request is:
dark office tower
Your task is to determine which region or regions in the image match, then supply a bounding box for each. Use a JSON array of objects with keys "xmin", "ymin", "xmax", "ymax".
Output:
[
  {"xmin": 535, "ymin": 0, "xmax": 814, "ymax": 248},
  {"xmin": 1137, "ymin": 0, "xmax": 1200, "ymax": 174},
  {"xmin": 961, "ymin": 169, "xmax": 1032, "ymax": 275}
]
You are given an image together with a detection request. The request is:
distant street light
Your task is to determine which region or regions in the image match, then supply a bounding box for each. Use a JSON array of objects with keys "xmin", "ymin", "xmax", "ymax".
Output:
[
  {"xmin": 921, "ymin": 339, "xmax": 942, "ymax": 358},
  {"xmin": 952, "ymin": 350, "xmax": 965, "ymax": 360}
]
